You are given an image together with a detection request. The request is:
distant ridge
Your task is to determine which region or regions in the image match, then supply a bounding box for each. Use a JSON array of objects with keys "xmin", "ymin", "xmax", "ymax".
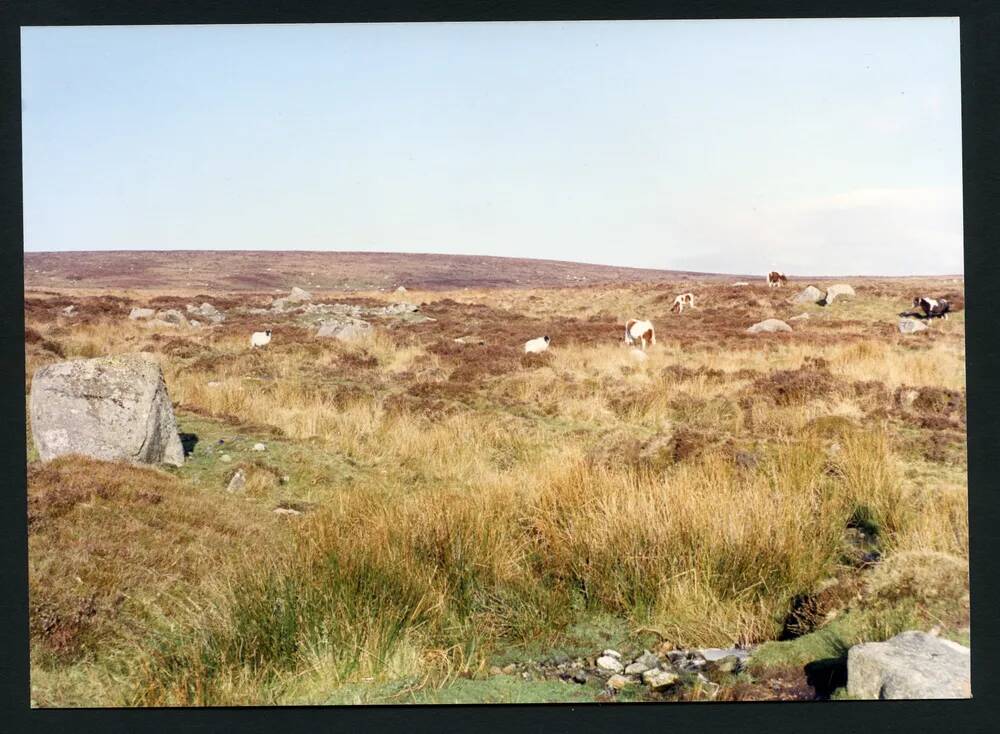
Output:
[
  {"xmin": 23, "ymin": 250, "xmax": 736, "ymax": 291},
  {"xmin": 23, "ymin": 250, "xmax": 963, "ymax": 291}
]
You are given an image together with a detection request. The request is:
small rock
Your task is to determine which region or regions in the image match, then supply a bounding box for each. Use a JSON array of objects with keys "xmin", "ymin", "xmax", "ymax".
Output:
[
  {"xmin": 280, "ymin": 475, "xmax": 290, "ymax": 484},
  {"xmin": 899, "ymin": 318, "xmax": 929, "ymax": 334},
  {"xmin": 606, "ymin": 674, "xmax": 631, "ymax": 691},
  {"xmin": 502, "ymin": 663, "xmax": 517, "ymax": 675},
  {"xmin": 643, "ymin": 669, "xmax": 679, "ymax": 691},
  {"xmin": 61, "ymin": 305, "xmax": 76, "ymax": 316},
  {"xmin": 220, "ymin": 454, "xmax": 232, "ymax": 463},
  {"xmin": 395, "ymin": 286, "xmax": 408, "ymax": 293},
  {"xmin": 489, "ymin": 666, "xmax": 502, "ymax": 676},
  {"xmin": 624, "ymin": 661, "xmax": 650, "ymax": 675},
  {"xmin": 601, "ymin": 649, "xmax": 622, "ymax": 659},
  {"xmin": 747, "ymin": 318, "xmax": 792, "ymax": 334},
  {"xmin": 128, "ymin": 307, "xmax": 155, "ymax": 320},
  {"xmin": 226, "ymin": 468, "xmax": 246, "ymax": 493},
  {"xmin": 253, "ymin": 443, "xmax": 266, "ymax": 451},
  {"xmin": 273, "ymin": 507, "xmax": 301, "ymax": 516},
  {"xmin": 596, "ymin": 655, "xmax": 624, "ymax": 674},
  {"xmin": 454, "ymin": 335, "xmax": 486, "ymax": 345},
  {"xmin": 790, "ymin": 312, "xmax": 810, "ymax": 321},
  {"xmin": 572, "ymin": 671, "xmax": 588, "ymax": 684},
  {"xmin": 635, "ymin": 651, "xmax": 661, "ymax": 670}
]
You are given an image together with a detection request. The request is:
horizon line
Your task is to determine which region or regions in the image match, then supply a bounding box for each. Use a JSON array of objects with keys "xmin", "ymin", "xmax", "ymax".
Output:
[{"xmin": 22, "ymin": 248, "xmax": 965, "ymax": 280}]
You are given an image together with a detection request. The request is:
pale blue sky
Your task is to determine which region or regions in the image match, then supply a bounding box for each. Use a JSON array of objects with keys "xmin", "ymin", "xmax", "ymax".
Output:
[{"xmin": 21, "ymin": 19, "xmax": 963, "ymax": 275}]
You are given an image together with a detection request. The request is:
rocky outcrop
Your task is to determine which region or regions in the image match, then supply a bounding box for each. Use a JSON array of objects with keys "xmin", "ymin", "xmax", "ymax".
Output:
[
  {"xmin": 128, "ymin": 307, "xmax": 155, "ymax": 320},
  {"xmin": 29, "ymin": 354, "xmax": 184, "ymax": 467},
  {"xmin": 847, "ymin": 631, "xmax": 971, "ymax": 699}
]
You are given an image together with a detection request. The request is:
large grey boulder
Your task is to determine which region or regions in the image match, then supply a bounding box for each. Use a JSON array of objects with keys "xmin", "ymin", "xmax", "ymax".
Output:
[
  {"xmin": 316, "ymin": 317, "xmax": 373, "ymax": 341},
  {"xmin": 899, "ymin": 318, "xmax": 929, "ymax": 334},
  {"xmin": 847, "ymin": 631, "xmax": 970, "ymax": 699},
  {"xmin": 129, "ymin": 307, "xmax": 155, "ymax": 320},
  {"xmin": 29, "ymin": 354, "xmax": 185, "ymax": 467},
  {"xmin": 793, "ymin": 285, "xmax": 824, "ymax": 304},
  {"xmin": 824, "ymin": 283, "xmax": 856, "ymax": 305},
  {"xmin": 747, "ymin": 318, "xmax": 792, "ymax": 334}
]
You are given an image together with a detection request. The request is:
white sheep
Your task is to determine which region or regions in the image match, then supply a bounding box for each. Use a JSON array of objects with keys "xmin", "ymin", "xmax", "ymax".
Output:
[
  {"xmin": 524, "ymin": 335, "xmax": 551, "ymax": 354},
  {"xmin": 250, "ymin": 330, "xmax": 272, "ymax": 348}
]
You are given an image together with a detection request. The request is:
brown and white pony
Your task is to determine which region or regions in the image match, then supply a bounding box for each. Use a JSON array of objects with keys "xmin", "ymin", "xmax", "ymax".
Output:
[
  {"xmin": 624, "ymin": 319, "xmax": 656, "ymax": 350},
  {"xmin": 766, "ymin": 271, "xmax": 787, "ymax": 288},
  {"xmin": 670, "ymin": 293, "xmax": 695, "ymax": 313}
]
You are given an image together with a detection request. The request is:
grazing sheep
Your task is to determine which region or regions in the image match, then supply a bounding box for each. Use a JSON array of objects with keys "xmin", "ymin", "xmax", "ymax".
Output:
[
  {"xmin": 670, "ymin": 292, "xmax": 696, "ymax": 313},
  {"xmin": 624, "ymin": 319, "xmax": 656, "ymax": 350},
  {"xmin": 250, "ymin": 330, "xmax": 272, "ymax": 348},
  {"xmin": 524, "ymin": 335, "xmax": 551, "ymax": 354}
]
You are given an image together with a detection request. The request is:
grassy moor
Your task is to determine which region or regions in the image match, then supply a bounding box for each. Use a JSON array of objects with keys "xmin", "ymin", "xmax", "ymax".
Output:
[{"xmin": 24, "ymin": 252, "xmax": 968, "ymax": 706}]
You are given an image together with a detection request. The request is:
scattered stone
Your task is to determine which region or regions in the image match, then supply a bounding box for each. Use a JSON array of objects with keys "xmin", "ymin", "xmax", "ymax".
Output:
[
  {"xmin": 61, "ymin": 305, "xmax": 76, "ymax": 316},
  {"xmin": 790, "ymin": 313, "xmax": 810, "ymax": 321},
  {"xmin": 824, "ymin": 283, "xmax": 856, "ymax": 305},
  {"xmin": 155, "ymin": 309, "xmax": 189, "ymax": 327},
  {"xmin": 572, "ymin": 671, "xmax": 588, "ymax": 684},
  {"xmin": 379, "ymin": 302, "xmax": 419, "ymax": 315},
  {"xmin": 643, "ymin": 669, "xmax": 679, "ymax": 692},
  {"xmin": 189, "ymin": 320, "xmax": 201, "ymax": 328},
  {"xmin": 395, "ymin": 286, "xmax": 408, "ymax": 293},
  {"xmin": 793, "ymin": 285, "xmax": 824, "ymax": 304},
  {"xmin": 847, "ymin": 630, "xmax": 971, "ymax": 699},
  {"xmin": 273, "ymin": 507, "xmax": 302, "ymax": 516},
  {"xmin": 253, "ymin": 443, "xmax": 267, "ymax": 452},
  {"xmin": 712, "ymin": 655, "xmax": 742, "ymax": 674},
  {"xmin": 635, "ymin": 651, "xmax": 661, "ymax": 669},
  {"xmin": 606, "ymin": 674, "xmax": 631, "ymax": 691},
  {"xmin": 734, "ymin": 451, "xmax": 758, "ymax": 470},
  {"xmin": 489, "ymin": 666, "xmax": 502, "ymax": 676},
  {"xmin": 454, "ymin": 335, "xmax": 486, "ymax": 345},
  {"xmin": 502, "ymin": 663, "xmax": 518, "ymax": 675},
  {"xmin": 899, "ymin": 318, "xmax": 929, "ymax": 334},
  {"xmin": 186, "ymin": 302, "xmax": 225, "ymax": 324},
  {"xmin": 747, "ymin": 318, "xmax": 792, "ymax": 334},
  {"xmin": 698, "ymin": 647, "xmax": 751, "ymax": 663},
  {"xmin": 732, "ymin": 281, "xmax": 750, "ymax": 287},
  {"xmin": 596, "ymin": 655, "xmax": 624, "ymax": 674},
  {"xmin": 220, "ymin": 454, "xmax": 232, "ymax": 463},
  {"xmin": 601, "ymin": 649, "xmax": 622, "ymax": 659},
  {"xmin": 128, "ymin": 307, "xmax": 155, "ymax": 320},
  {"xmin": 226, "ymin": 468, "xmax": 246, "ymax": 493},
  {"xmin": 316, "ymin": 318, "xmax": 373, "ymax": 341},
  {"xmin": 29, "ymin": 354, "xmax": 185, "ymax": 466},
  {"xmin": 624, "ymin": 661, "xmax": 651, "ymax": 676},
  {"xmin": 695, "ymin": 673, "xmax": 722, "ymax": 698}
]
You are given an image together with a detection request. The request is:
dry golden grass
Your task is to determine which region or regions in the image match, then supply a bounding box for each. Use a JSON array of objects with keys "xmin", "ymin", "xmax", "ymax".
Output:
[{"xmin": 25, "ymin": 276, "xmax": 969, "ymax": 705}]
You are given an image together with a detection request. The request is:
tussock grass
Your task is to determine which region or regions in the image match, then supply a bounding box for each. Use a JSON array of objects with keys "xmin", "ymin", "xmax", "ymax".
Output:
[{"xmin": 25, "ymin": 278, "xmax": 969, "ymax": 705}]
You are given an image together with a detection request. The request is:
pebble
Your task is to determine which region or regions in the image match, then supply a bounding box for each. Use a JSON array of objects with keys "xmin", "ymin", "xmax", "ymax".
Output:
[
  {"xmin": 253, "ymin": 443, "xmax": 267, "ymax": 451},
  {"xmin": 501, "ymin": 663, "xmax": 517, "ymax": 675},
  {"xmin": 220, "ymin": 454, "xmax": 232, "ymax": 463},
  {"xmin": 572, "ymin": 671, "xmax": 588, "ymax": 684}
]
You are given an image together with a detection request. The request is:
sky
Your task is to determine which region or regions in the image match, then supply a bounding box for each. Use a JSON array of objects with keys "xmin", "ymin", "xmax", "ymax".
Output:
[{"xmin": 20, "ymin": 19, "xmax": 963, "ymax": 275}]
